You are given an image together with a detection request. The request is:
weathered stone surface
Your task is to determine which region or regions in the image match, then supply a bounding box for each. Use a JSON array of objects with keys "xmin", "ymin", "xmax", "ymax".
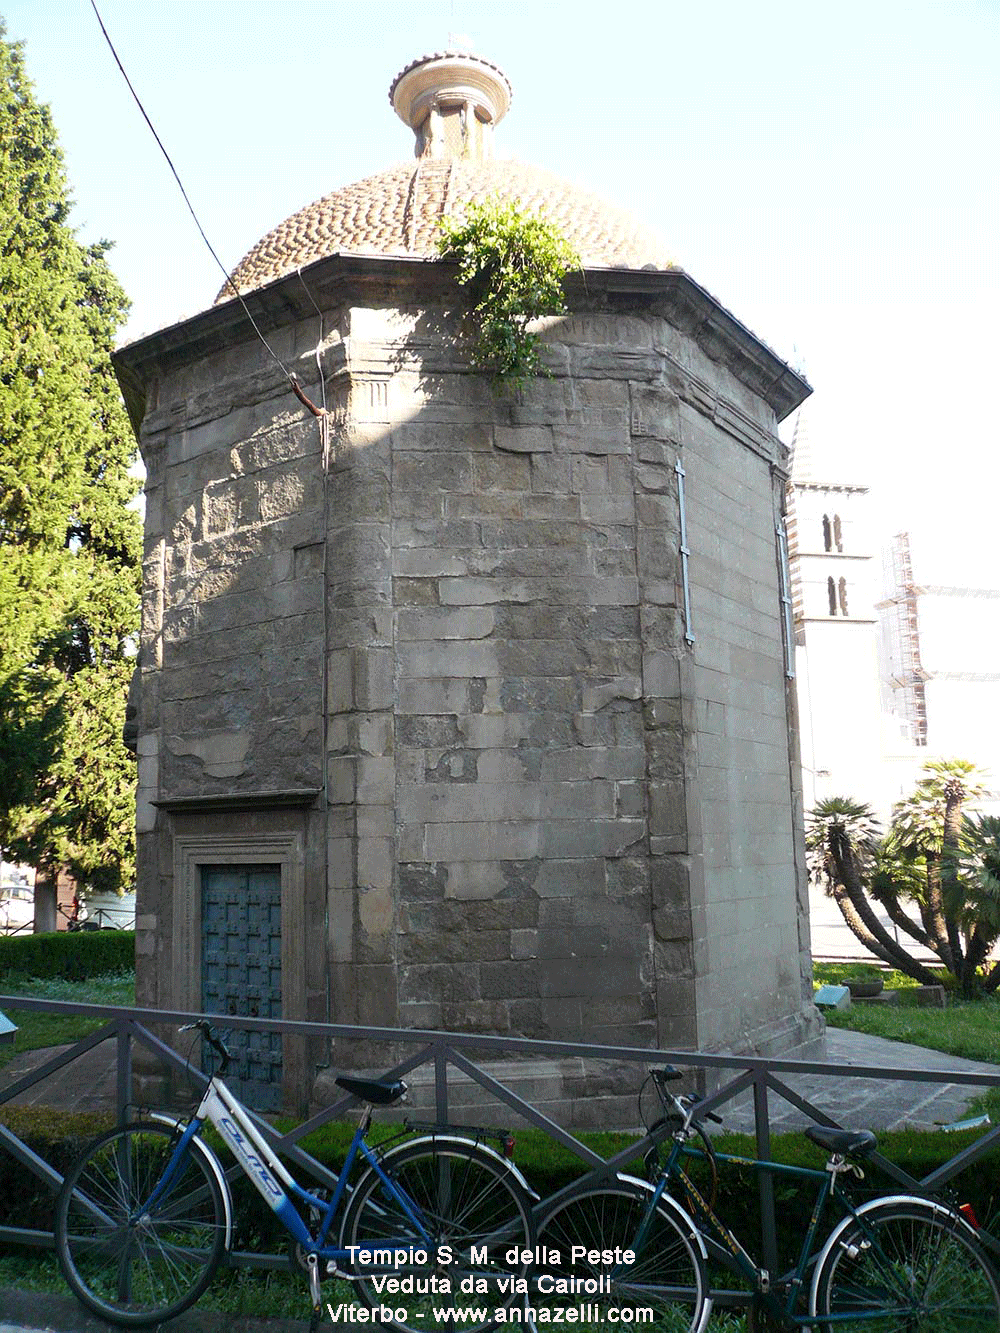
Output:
[{"xmin": 126, "ymin": 276, "xmax": 814, "ymax": 1125}]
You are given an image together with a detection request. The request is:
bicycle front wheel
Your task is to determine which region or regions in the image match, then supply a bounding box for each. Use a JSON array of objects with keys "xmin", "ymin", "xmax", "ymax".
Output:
[
  {"xmin": 533, "ymin": 1178, "xmax": 708, "ymax": 1332},
  {"xmin": 341, "ymin": 1137, "xmax": 534, "ymax": 1333},
  {"xmin": 811, "ymin": 1199, "xmax": 1000, "ymax": 1331},
  {"xmin": 55, "ymin": 1121, "xmax": 227, "ymax": 1327}
]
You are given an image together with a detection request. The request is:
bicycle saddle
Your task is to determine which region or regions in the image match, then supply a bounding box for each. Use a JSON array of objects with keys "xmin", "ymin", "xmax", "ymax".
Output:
[
  {"xmin": 335, "ymin": 1075, "xmax": 408, "ymax": 1106},
  {"xmin": 806, "ymin": 1126, "xmax": 877, "ymax": 1158}
]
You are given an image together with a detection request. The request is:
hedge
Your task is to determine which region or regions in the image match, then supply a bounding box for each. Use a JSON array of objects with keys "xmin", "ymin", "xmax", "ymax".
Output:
[
  {"xmin": 1, "ymin": 1109, "xmax": 998, "ymax": 1269},
  {"xmin": 0, "ymin": 931, "xmax": 134, "ymax": 982}
]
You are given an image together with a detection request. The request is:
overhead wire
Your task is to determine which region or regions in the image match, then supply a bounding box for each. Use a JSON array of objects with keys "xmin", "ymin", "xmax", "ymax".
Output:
[{"xmin": 89, "ymin": 0, "xmax": 324, "ymax": 413}]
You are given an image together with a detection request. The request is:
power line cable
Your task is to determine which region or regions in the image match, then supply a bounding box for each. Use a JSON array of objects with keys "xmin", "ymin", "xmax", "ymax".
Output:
[{"xmin": 90, "ymin": 0, "xmax": 319, "ymax": 406}]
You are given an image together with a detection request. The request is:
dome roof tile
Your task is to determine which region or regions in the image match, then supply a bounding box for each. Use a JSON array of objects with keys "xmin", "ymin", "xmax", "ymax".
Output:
[{"xmin": 220, "ymin": 158, "xmax": 672, "ymax": 302}]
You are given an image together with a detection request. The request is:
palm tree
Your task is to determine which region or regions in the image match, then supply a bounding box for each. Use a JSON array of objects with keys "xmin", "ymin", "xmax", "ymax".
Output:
[
  {"xmin": 806, "ymin": 798, "xmax": 939, "ymax": 985},
  {"xmin": 889, "ymin": 760, "xmax": 986, "ymax": 993},
  {"xmin": 959, "ymin": 814, "xmax": 1000, "ymax": 995}
]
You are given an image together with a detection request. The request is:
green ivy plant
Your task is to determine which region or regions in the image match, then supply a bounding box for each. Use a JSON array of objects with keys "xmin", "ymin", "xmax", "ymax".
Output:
[{"xmin": 437, "ymin": 199, "xmax": 579, "ymax": 393}]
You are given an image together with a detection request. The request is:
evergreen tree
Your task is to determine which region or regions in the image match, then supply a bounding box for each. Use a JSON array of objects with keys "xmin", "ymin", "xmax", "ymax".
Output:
[{"xmin": 0, "ymin": 24, "xmax": 140, "ymax": 904}]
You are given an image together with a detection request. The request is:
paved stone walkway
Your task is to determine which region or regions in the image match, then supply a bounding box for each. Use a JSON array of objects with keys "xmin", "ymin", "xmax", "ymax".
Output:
[{"xmin": 720, "ymin": 1027, "xmax": 999, "ymax": 1134}]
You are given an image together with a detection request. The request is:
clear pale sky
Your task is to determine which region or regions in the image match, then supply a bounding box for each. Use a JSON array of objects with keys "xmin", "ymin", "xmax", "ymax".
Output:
[{"xmin": 3, "ymin": 0, "xmax": 999, "ymax": 572}]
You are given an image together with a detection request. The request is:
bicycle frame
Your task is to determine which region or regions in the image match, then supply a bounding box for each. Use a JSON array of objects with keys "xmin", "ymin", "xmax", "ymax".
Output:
[
  {"xmin": 149, "ymin": 1072, "xmax": 434, "ymax": 1265},
  {"xmin": 650, "ymin": 1133, "xmax": 866, "ymax": 1325}
]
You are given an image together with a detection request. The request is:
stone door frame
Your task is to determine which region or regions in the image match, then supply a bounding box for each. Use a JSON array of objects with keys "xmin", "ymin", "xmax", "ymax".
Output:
[{"xmin": 172, "ymin": 831, "xmax": 306, "ymax": 1056}]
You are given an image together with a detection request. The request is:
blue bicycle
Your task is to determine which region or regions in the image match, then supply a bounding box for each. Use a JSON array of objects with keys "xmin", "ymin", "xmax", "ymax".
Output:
[{"xmin": 54, "ymin": 1021, "xmax": 536, "ymax": 1329}]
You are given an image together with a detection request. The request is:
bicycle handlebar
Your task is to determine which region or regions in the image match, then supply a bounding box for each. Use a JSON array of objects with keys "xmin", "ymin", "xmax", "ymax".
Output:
[
  {"xmin": 179, "ymin": 1020, "xmax": 233, "ymax": 1075},
  {"xmin": 651, "ymin": 1066, "xmax": 723, "ymax": 1126}
]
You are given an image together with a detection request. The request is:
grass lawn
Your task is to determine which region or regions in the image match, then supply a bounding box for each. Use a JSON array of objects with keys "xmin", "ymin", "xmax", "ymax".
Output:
[
  {"xmin": 0, "ymin": 970, "xmax": 135, "ymax": 1070},
  {"xmin": 0, "ymin": 1253, "xmax": 748, "ymax": 1328},
  {"xmin": 814, "ymin": 961, "xmax": 1000, "ymax": 1118}
]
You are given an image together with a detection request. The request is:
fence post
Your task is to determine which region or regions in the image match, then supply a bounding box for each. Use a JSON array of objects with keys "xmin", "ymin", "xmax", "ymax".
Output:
[
  {"xmin": 753, "ymin": 1072, "xmax": 779, "ymax": 1280},
  {"xmin": 116, "ymin": 1017, "xmax": 132, "ymax": 1124},
  {"xmin": 434, "ymin": 1044, "xmax": 449, "ymax": 1124}
]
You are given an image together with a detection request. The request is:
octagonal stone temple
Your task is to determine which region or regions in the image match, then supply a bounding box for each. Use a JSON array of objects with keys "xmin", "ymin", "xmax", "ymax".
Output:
[{"xmin": 115, "ymin": 50, "xmax": 821, "ymax": 1119}]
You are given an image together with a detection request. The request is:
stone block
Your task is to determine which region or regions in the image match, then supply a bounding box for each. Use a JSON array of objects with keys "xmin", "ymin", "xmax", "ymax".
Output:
[
  {"xmin": 480, "ymin": 961, "xmax": 539, "ymax": 1001},
  {"xmin": 530, "ymin": 455, "xmax": 572, "ymax": 493},
  {"xmin": 629, "ymin": 383, "xmax": 681, "ymax": 442},
  {"xmin": 397, "ymin": 678, "xmax": 472, "ymax": 717},
  {"xmin": 439, "ymin": 574, "xmax": 639, "ymax": 607},
  {"xmin": 355, "ymin": 648, "xmax": 393, "ymax": 710},
  {"xmin": 357, "ymin": 713, "xmax": 393, "ymax": 757},
  {"xmin": 393, "ymin": 577, "xmax": 440, "ymax": 605},
  {"xmin": 553, "ymin": 425, "xmax": 629, "ymax": 456},
  {"xmin": 400, "ymin": 781, "xmax": 542, "ymax": 824},
  {"xmin": 357, "ymin": 837, "xmax": 393, "ymax": 891},
  {"xmin": 542, "ymin": 819, "xmax": 644, "ymax": 859},
  {"xmin": 354, "ymin": 967, "xmax": 399, "ymax": 1027},
  {"xmin": 423, "ymin": 820, "xmax": 540, "ymax": 862},
  {"xmin": 494, "ymin": 425, "xmax": 553, "ymax": 454},
  {"xmin": 398, "ymin": 640, "xmax": 500, "ymax": 679},
  {"xmin": 393, "ymin": 452, "xmax": 473, "ymax": 497},
  {"xmin": 399, "ymin": 962, "xmax": 480, "ymax": 1005},
  {"xmin": 327, "ymin": 649, "xmax": 354, "ymax": 714},
  {"xmin": 814, "ymin": 985, "xmax": 851, "ymax": 1011},
  {"xmin": 327, "ymin": 838, "xmax": 355, "ymax": 892},
  {"xmin": 396, "ymin": 607, "xmax": 495, "ymax": 641},
  {"xmin": 539, "ymin": 956, "xmax": 641, "ymax": 1000},
  {"xmin": 440, "ymin": 861, "xmax": 508, "ymax": 900},
  {"xmin": 580, "ymin": 496, "xmax": 634, "ymax": 524},
  {"xmin": 649, "ymin": 781, "xmax": 687, "ymax": 838},
  {"xmin": 326, "ymin": 757, "xmax": 356, "ymax": 805},
  {"xmin": 392, "ymin": 422, "xmax": 494, "ymax": 452},
  {"xmin": 356, "ymin": 756, "xmax": 394, "ymax": 805},
  {"xmin": 511, "ymin": 929, "xmax": 538, "ymax": 960},
  {"xmin": 392, "ymin": 549, "xmax": 468, "ymax": 577},
  {"xmin": 326, "ymin": 887, "xmax": 355, "ymax": 962}
]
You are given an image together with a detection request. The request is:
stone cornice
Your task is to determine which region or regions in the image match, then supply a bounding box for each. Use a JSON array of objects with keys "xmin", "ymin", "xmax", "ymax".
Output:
[
  {"xmin": 113, "ymin": 253, "xmax": 811, "ymax": 437},
  {"xmin": 153, "ymin": 789, "xmax": 322, "ymax": 814}
]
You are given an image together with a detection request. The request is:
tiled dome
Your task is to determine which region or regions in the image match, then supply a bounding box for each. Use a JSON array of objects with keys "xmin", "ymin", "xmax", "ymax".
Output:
[{"xmin": 219, "ymin": 52, "xmax": 672, "ymax": 302}]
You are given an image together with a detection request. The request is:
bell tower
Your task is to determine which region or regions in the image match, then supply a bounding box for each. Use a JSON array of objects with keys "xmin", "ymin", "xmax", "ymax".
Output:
[{"xmin": 786, "ymin": 407, "xmax": 883, "ymax": 811}]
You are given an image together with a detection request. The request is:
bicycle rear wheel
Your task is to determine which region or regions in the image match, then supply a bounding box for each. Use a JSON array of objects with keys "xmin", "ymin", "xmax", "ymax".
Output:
[
  {"xmin": 341, "ymin": 1137, "xmax": 534, "ymax": 1333},
  {"xmin": 811, "ymin": 1199, "xmax": 1000, "ymax": 1331},
  {"xmin": 55, "ymin": 1121, "xmax": 227, "ymax": 1327},
  {"xmin": 533, "ymin": 1178, "xmax": 708, "ymax": 1332}
]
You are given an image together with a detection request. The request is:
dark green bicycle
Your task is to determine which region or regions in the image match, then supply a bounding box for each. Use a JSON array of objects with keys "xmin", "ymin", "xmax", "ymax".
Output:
[{"xmin": 531, "ymin": 1067, "xmax": 1000, "ymax": 1331}]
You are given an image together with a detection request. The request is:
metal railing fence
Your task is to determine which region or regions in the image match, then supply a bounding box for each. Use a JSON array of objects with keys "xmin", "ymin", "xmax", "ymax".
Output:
[{"xmin": 3, "ymin": 995, "xmax": 1000, "ymax": 1311}]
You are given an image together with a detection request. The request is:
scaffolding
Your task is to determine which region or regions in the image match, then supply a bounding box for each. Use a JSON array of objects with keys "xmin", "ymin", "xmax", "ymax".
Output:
[{"xmin": 885, "ymin": 532, "xmax": 928, "ymax": 746}]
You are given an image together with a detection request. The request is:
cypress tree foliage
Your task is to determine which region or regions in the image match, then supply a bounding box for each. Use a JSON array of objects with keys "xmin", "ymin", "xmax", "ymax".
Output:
[{"xmin": 0, "ymin": 24, "xmax": 140, "ymax": 899}]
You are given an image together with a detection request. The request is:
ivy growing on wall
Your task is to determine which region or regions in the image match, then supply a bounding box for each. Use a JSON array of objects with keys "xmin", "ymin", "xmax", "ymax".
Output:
[{"xmin": 437, "ymin": 199, "xmax": 579, "ymax": 393}]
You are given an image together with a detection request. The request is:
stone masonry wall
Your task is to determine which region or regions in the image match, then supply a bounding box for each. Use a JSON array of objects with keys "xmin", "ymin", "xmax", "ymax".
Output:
[
  {"xmin": 132, "ymin": 322, "xmax": 329, "ymax": 1017},
  {"xmin": 127, "ymin": 271, "xmax": 818, "ymax": 1107},
  {"xmin": 320, "ymin": 296, "xmax": 813, "ymax": 1057}
]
